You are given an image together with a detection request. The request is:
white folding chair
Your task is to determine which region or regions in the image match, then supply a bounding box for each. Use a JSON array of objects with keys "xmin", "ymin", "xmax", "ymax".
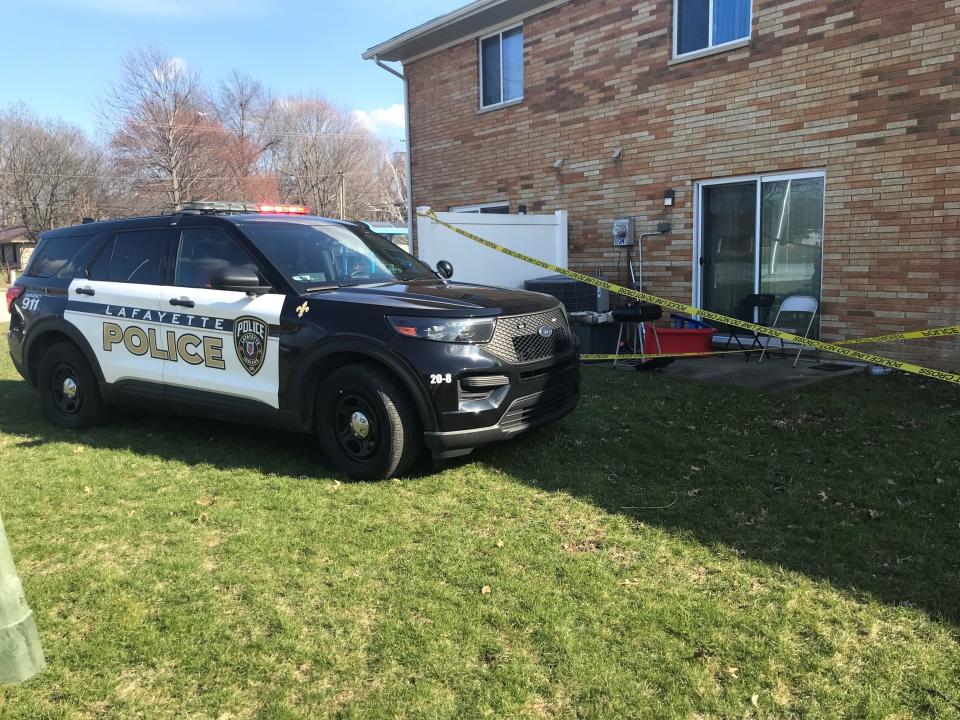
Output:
[{"xmin": 758, "ymin": 295, "xmax": 819, "ymax": 368}]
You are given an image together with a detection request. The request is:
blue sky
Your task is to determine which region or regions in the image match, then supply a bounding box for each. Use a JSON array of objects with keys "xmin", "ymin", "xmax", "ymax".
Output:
[{"xmin": 0, "ymin": 0, "xmax": 458, "ymax": 145}]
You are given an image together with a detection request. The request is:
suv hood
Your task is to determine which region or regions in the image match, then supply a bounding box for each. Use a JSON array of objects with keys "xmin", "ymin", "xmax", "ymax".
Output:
[{"xmin": 306, "ymin": 281, "xmax": 560, "ymax": 317}]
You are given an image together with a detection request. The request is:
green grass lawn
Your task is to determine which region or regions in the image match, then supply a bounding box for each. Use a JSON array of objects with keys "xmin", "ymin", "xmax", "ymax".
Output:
[{"xmin": 1, "ymin": 328, "xmax": 959, "ymax": 719}]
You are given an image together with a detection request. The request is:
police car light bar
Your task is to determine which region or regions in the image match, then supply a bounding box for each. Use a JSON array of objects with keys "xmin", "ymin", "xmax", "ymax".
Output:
[
  {"xmin": 178, "ymin": 201, "xmax": 311, "ymax": 215},
  {"xmin": 256, "ymin": 204, "xmax": 310, "ymax": 215}
]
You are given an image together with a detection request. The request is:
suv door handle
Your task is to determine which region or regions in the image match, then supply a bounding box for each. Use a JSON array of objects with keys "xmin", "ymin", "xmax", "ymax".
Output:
[
  {"xmin": 75, "ymin": 286, "xmax": 95, "ymax": 296},
  {"xmin": 169, "ymin": 297, "xmax": 195, "ymax": 308}
]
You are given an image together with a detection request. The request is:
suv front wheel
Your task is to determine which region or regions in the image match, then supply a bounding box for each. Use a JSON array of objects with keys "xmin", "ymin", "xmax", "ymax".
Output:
[
  {"xmin": 37, "ymin": 342, "xmax": 107, "ymax": 430},
  {"xmin": 316, "ymin": 364, "xmax": 421, "ymax": 480}
]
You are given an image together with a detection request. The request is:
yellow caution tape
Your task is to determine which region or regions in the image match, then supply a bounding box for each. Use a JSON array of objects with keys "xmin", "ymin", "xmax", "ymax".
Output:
[
  {"xmin": 582, "ymin": 328, "xmax": 960, "ymax": 362},
  {"xmin": 835, "ymin": 325, "xmax": 960, "ymax": 345},
  {"xmin": 419, "ymin": 210, "xmax": 960, "ymax": 386},
  {"xmin": 581, "ymin": 348, "xmax": 766, "ymax": 362}
]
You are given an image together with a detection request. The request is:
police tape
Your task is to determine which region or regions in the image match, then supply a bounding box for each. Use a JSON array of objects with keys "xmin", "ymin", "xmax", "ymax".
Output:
[
  {"xmin": 575, "ymin": 326, "xmax": 960, "ymax": 362},
  {"xmin": 835, "ymin": 325, "xmax": 960, "ymax": 345},
  {"xmin": 418, "ymin": 209, "xmax": 960, "ymax": 386},
  {"xmin": 581, "ymin": 348, "xmax": 766, "ymax": 362},
  {"xmin": 582, "ymin": 341, "xmax": 771, "ymax": 362}
]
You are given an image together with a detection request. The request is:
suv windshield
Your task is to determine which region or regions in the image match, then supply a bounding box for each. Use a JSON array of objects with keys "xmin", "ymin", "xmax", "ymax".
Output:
[{"xmin": 236, "ymin": 220, "xmax": 435, "ymax": 290}]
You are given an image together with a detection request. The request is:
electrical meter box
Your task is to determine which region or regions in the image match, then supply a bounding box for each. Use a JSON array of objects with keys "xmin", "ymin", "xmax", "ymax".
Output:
[{"xmin": 612, "ymin": 218, "xmax": 634, "ymax": 247}]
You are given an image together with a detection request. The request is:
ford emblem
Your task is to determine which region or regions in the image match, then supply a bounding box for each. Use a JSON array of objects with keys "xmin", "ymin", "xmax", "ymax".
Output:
[{"xmin": 538, "ymin": 325, "xmax": 554, "ymax": 338}]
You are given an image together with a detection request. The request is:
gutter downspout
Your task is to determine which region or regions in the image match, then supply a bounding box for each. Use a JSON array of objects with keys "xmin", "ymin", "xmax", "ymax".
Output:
[{"xmin": 373, "ymin": 57, "xmax": 415, "ymax": 253}]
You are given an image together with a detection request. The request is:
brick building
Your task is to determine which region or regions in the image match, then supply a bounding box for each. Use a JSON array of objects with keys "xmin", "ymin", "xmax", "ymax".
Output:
[{"xmin": 365, "ymin": 0, "xmax": 960, "ymax": 367}]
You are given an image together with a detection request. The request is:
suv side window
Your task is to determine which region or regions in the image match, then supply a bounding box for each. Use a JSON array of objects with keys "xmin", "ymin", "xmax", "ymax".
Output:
[
  {"xmin": 23, "ymin": 235, "xmax": 93, "ymax": 278},
  {"xmin": 175, "ymin": 227, "xmax": 268, "ymax": 289},
  {"xmin": 89, "ymin": 230, "xmax": 169, "ymax": 285}
]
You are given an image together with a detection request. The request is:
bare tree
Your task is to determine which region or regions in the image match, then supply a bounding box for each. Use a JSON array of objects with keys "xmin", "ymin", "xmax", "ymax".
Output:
[
  {"xmin": 370, "ymin": 148, "xmax": 407, "ymax": 224},
  {"xmin": 102, "ymin": 48, "xmax": 219, "ymax": 211},
  {"xmin": 213, "ymin": 70, "xmax": 279, "ymax": 201},
  {"xmin": 1, "ymin": 47, "xmax": 405, "ymax": 227},
  {"xmin": 265, "ymin": 97, "xmax": 388, "ymax": 219},
  {"xmin": 0, "ymin": 104, "xmax": 108, "ymax": 238}
]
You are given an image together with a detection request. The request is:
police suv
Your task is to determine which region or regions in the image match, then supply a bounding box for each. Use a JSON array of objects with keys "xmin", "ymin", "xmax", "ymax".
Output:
[{"xmin": 6, "ymin": 203, "xmax": 580, "ymax": 479}]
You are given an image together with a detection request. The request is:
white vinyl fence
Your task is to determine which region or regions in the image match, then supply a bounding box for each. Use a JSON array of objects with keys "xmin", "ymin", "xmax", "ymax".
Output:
[{"xmin": 416, "ymin": 209, "xmax": 568, "ymax": 289}]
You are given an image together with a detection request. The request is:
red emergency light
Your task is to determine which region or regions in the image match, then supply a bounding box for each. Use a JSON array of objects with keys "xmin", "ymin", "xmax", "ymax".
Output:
[{"xmin": 255, "ymin": 204, "xmax": 310, "ymax": 215}]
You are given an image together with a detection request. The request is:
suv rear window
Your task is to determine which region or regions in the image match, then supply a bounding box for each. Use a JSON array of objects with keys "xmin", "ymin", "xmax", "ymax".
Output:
[{"xmin": 23, "ymin": 235, "xmax": 92, "ymax": 278}]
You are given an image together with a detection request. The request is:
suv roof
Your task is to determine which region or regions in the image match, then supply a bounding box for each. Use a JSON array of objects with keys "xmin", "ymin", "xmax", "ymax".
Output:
[{"xmin": 42, "ymin": 209, "xmax": 361, "ymax": 238}]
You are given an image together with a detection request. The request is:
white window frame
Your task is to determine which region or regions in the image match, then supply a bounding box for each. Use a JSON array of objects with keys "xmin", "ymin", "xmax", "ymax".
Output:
[
  {"xmin": 692, "ymin": 170, "xmax": 826, "ymax": 321},
  {"xmin": 673, "ymin": 0, "xmax": 753, "ymax": 61},
  {"xmin": 449, "ymin": 202, "xmax": 510, "ymax": 214},
  {"xmin": 478, "ymin": 25, "xmax": 524, "ymax": 111}
]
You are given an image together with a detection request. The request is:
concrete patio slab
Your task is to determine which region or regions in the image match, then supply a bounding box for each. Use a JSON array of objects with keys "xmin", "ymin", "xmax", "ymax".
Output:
[{"xmin": 654, "ymin": 355, "xmax": 863, "ymax": 391}]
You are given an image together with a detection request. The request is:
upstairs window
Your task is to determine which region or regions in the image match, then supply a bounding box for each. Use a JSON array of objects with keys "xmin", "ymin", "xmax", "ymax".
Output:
[
  {"xmin": 675, "ymin": 0, "xmax": 751, "ymax": 58},
  {"xmin": 480, "ymin": 26, "xmax": 523, "ymax": 109}
]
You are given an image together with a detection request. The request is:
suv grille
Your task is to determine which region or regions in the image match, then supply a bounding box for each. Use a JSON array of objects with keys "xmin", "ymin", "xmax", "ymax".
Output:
[{"xmin": 486, "ymin": 307, "xmax": 571, "ymax": 364}]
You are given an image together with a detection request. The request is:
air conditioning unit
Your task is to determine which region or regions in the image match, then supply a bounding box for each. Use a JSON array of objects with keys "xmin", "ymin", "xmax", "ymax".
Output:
[{"xmin": 524, "ymin": 274, "xmax": 610, "ymax": 313}]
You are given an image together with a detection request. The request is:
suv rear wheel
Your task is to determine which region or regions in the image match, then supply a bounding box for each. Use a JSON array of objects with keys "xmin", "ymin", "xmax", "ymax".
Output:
[
  {"xmin": 317, "ymin": 364, "xmax": 421, "ymax": 480},
  {"xmin": 37, "ymin": 342, "xmax": 107, "ymax": 430}
]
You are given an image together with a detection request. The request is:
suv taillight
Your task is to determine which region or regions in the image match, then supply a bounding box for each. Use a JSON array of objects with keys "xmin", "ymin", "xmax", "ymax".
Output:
[{"xmin": 5, "ymin": 286, "xmax": 24, "ymax": 313}]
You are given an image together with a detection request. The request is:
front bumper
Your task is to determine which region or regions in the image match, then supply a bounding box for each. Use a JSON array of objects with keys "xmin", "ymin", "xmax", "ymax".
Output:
[
  {"xmin": 424, "ymin": 384, "xmax": 579, "ymax": 459},
  {"xmin": 422, "ymin": 349, "xmax": 581, "ymax": 459}
]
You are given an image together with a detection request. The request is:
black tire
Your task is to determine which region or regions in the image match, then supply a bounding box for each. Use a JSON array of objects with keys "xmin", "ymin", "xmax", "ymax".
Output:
[
  {"xmin": 316, "ymin": 363, "xmax": 422, "ymax": 480},
  {"xmin": 37, "ymin": 342, "xmax": 107, "ymax": 430}
]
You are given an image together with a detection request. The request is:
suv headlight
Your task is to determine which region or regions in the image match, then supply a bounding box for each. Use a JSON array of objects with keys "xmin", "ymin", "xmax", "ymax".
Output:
[{"xmin": 388, "ymin": 316, "xmax": 496, "ymax": 344}]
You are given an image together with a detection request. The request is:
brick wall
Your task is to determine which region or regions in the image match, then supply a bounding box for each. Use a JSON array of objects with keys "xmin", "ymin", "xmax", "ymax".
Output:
[{"xmin": 405, "ymin": 0, "xmax": 960, "ymax": 368}]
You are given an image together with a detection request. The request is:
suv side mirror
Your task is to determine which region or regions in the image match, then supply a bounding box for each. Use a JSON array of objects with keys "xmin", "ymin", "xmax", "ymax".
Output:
[
  {"xmin": 212, "ymin": 266, "xmax": 271, "ymax": 295},
  {"xmin": 436, "ymin": 260, "xmax": 454, "ymax": 280}
]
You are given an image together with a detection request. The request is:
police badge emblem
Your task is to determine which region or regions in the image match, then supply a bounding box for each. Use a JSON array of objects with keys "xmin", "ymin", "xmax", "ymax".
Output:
[{"xmin": 233, "ymin": 316, "xmax": 267, "ymax": 376}]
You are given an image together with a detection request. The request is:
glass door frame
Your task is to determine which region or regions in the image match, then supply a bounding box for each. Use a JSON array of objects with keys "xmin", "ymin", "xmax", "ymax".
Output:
[{"xmin": 692, "ymin": 169, "xmax": 826, "ymax": 330}]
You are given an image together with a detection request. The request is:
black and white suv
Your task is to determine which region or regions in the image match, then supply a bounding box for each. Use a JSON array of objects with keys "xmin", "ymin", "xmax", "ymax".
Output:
[{"xmin": 6, "ymin": 203, "xmax": 580, "ymax": 479}]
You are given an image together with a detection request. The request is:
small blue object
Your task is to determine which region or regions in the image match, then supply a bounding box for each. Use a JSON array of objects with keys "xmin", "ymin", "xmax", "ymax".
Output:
[{"xmin": 670, "ymin": 314, "xmax": 709, "ymax": 330}]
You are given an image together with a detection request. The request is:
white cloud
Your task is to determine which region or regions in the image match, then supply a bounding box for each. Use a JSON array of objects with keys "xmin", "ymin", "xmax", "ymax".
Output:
[
  {"xmin": 153, "ymin": 56, "xmax": 189, "ymax": 83},
  {"xmin": 354, "ymin": 104, "xmax": 405, "ymax": 137}
]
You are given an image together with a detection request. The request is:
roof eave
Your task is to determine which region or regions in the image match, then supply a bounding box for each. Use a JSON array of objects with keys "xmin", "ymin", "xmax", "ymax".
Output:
[
  {"xmin": 362, "ymin": 0, "xmax": 563, "ymax": 63},
  {"xmin": 362, "ymin": 0, "xmax": 500, "ymax": 61}
]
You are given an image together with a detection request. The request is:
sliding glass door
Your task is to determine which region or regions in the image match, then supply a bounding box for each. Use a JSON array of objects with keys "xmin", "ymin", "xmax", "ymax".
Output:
[
  {"xmin": 697, "ymin": 172, "xmax": 824, "ymax": 332},
  {"xmin": 700, "ymin": 180, "xmax": 757, "ymax": 321},
  {"xmin": 760, "ymin": 177, "xmax": 825, "ymax": 305}
]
